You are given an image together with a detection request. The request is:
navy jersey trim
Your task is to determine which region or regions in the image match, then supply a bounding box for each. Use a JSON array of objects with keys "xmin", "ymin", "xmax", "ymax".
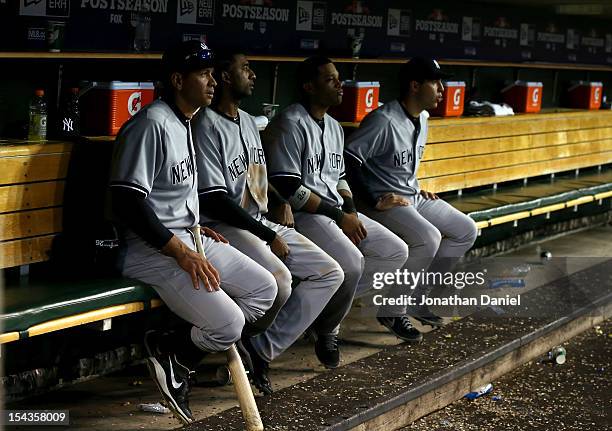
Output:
[
  {"xmin": 198, "ymin": 186, "xmax": 228, "ymax": 195},
  {"xmin": 344, "ymin": 149, "xmax": 363, "ymax": 165},
  {"xmin": 269, "ymin": 172, "xmax": 302, "ymax": 179},
  {"xmin": 109, "ymin": 181, "xmax": 149, "ymax": 196}
]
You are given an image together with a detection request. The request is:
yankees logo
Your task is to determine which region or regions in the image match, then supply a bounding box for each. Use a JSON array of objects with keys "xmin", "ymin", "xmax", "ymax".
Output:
[{"xmin": 62, "ymin": 117, "xmax": 73, "ymax": 132}]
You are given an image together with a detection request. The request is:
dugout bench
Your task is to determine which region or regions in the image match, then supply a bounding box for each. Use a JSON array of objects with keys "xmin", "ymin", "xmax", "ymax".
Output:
[
  {"xmin": 345, "ymin": 109, "xmax": 612, "ymax": 249},
  {"xmin": 0, "ymin": 140, "xmax": 163, "ymax": 348},
  {"xmin": 1, "ymin": 109, "xmax": 611, "ymax": 398}
]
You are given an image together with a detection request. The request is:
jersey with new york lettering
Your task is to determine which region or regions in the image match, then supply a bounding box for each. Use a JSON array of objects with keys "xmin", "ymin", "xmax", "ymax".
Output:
[
  {"xmin": 192, "ymin": 108, "xmax": 268, "ymax": 223},
  {"xmin": 344, "ymin": 99, "xmax": 429, "ymax": 199},
  {"xmin": 263, "ymin": 103, "xmax": 345, "ymax": 208},
  {"xmin": 109, "ymin": 99, "xmax": 199, "ymax": 229}
]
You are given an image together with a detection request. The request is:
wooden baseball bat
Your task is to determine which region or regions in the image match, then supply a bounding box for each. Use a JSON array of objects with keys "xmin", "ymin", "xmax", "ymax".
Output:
[{"xmin": 191, "ymin": 226, "xmax": 264, "ymax": 431}]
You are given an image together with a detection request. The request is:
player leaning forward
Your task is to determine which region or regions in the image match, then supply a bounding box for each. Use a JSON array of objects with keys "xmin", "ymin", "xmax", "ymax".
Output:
[
  {"xmin": 262, "ymin": 56, "xmax": 414, "ymax": 342},
  {"xmin": 344, "ymin": 57, "xmax": 478, "ymax": 331},
  {"xmin": 191, "ymin": 50, "xmax": 344, "ymax": 395},
  {"xmin": 108, "ymin": 41, "xmax": 277, "ymax": 424}
]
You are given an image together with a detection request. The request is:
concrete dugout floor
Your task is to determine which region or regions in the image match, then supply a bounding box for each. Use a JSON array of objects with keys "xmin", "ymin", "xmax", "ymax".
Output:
[{"xmin": 7, "ymin": 225, "xmax": 612, "ymax": 431}]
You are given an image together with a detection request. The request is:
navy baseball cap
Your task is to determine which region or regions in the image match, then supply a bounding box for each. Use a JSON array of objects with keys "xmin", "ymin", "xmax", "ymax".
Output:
[
  {"xmin": 162, "ymin": 40, "xmax": 214, "ymax": 74},
  {"xmin": 400, "ymin": 57, "xmax": 452, "ymax": 82}
]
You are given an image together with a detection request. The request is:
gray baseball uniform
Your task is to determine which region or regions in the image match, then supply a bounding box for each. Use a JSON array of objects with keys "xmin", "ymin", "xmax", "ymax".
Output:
[
  {"xmin": 263, "ymin": 103, "xmax": 409, "ymax": 318},
  {"xmin": 345, "ymin": 100, "xmax": 478, "ymax": 286},
  {"xmin": 110, "ymin": 99, "xmax": 278, "ymax": 352},
  {"xmin": 192, "ymin": 107, "xmax": 344, "ymax": 362}
]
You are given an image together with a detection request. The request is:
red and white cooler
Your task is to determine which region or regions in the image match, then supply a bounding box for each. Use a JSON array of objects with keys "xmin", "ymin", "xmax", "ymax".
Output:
[
  {"xmin": 81, "ymin": 81, "xmax": 155, "ymax": 135},
  {"xmin": 429, "ymin": 81, "xmax": 466, "ymax": 117},
  {"xmin": 567, "ymin": 81, "xmax": 603, "ymax": 110},
  {"xmin": 501, "ymin": 81, "xmax": 543, "ymax": 113},
  {"xmin": 329, "ymin": 81, "xmax": 380, "ymax": 122}
]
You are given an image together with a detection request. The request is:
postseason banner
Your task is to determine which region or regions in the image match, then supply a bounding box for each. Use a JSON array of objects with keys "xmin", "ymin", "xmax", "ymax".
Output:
[
  {"xmin": 207, "ymin": 0, "xmax": 294, "ymax": 53},
  {"xmin": 1, "ymin": 0, "xmax": 611, "ymax": 65},
  {"xmin": 322, "ymin": 0, "xmax": 388, "ymax": 58}
]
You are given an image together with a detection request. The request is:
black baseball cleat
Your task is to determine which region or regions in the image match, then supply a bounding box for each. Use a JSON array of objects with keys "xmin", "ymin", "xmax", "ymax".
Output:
[
  {"xmin": 377, "ymin": 316, "xmax": 423, "ymax": 343},
  {"xmin": 410, "ymin": 308, "xmax": 445, "ymax": 328},
  {"xmin": 237, "ymin": 336, "xmax": 273, "ymax": 395},
  {"xmin": 144, "ymin": 331, "xmax": 195, "ymax": 424},
  {"xmin": 314, "ymin": 333, "xmax": 340, "ymax": 369}
]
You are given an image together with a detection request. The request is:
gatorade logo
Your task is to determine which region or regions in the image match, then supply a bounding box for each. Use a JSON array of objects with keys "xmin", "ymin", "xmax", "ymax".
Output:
[
  {"xmin": 453, "ymin": 88, "xmax": 461, "ymax": 107},
  {"xmin": 594, "ymin": 87, "xmax": 600, "ymax": 102},
  {"xmin": 532, "ymin": 88, "xmax": 540, "ymax": 105},
  {"xmin": 365, "ymin": 88, "xmax": 374, "ymax": 108},
  {"xmin": 128, "ymin": 92, "xmax": 142, "ymax": 116}
]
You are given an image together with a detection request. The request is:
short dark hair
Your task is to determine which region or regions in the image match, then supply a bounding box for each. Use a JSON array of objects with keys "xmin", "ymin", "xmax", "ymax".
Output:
[
  {"xmin": 212, "ymin": 49, "xmax": 246, "ymax": 83},
  {"xmin": 211, "ymin": 49, "xmax": 247, "ymax": 99},
  {"xmin": 297, "ymin": 55, "xmax": 333, "ymax": 96}
]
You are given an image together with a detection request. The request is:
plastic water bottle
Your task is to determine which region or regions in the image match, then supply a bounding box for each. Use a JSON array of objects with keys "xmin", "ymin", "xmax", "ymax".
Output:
[
  {"xmin": 464, "ymin": 383, "xmax": 493, "ymax": 400},
  {"xmin": 488, "ymin": 278, "xmax": 525, "ymax": 289},
  {"xmin": 138, "ymin": 402, "xmax": 170, "ymax": 414},
  {"xmin": 28, "ymin": 89, "xmax": 48, "ymax": 141}
]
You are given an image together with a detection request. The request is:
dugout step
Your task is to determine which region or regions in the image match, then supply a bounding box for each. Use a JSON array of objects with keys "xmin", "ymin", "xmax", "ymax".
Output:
[{"xmin": 186, "ymin": 261, "xmax": 612, "ymax": 431}]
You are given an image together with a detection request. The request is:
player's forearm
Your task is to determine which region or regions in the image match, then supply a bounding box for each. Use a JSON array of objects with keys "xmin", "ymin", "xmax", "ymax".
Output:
[
  {"xmin": 160, "ymin": 234, "xmax": 189, "ymax": 260},
  {"xmin": 200, "ymin": 192, "xmax": 276, "ymax": 243},
  {"xmin": 110, "ymin": 187, "xmax": 173, "ymax": 249},
  {"xmin": 344, "ymin": 155, "xmax": 378, "ymax": 207},
  {"xmin": 267, "ymin": 183, "xmax": 288, "ymax": 207},
  {"xmin": 300, "ymin": 191, "xmax": 344, "ymax": 223},
  {"xmin": 338, "ymin": 189, "xmax": 358, "ymax": 214}
]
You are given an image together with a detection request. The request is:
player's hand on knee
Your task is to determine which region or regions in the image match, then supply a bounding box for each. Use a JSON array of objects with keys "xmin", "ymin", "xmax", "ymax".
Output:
[
  {"xmin": 270, "ymin": 235, "xmax": 290, "ymax": 260},
  {"xmin": 375, "ymin": 193, "xmax": 410, "ymax": 211},
  {"xmin": 340, "ymin": 212, "xmax": 367, "ymax": 245},
  {"xmin": 200, "ymin": 225, "xmax": 229, "ymax": 244},
  {"xmin": 176, "ymin": 249, "xmax": 221, "ymax": 292},
  {"xmin": 199, "ymin": 257, "xmax": 221, "ymax": 292},
  {"xmin": 419, "ymin": 190, "xmax": 439, "ymax": 200}
]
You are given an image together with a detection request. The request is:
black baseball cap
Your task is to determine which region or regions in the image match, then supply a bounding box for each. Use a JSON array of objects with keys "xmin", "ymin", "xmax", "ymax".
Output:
[
  {"xmin": 400, "ymin": 57, "xmax": 452, "ymax": 82},
  {"xmin": 162, "ymin": 40, "xmax": 214, "ymax": 74}
]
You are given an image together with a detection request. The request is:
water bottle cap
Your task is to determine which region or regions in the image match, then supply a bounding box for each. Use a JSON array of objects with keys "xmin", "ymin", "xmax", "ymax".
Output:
[{"xmin": 35, "ymin": 89, "xmax": 45, "ymax": 97}]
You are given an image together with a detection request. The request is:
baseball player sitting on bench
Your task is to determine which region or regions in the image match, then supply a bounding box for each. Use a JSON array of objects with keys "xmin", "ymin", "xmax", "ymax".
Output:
[
  {"xmin": 108, "ymin": 41, "xmax": 278, "ymax": 424},
  {"xmin": 344, "ymin": 57, "xmax": 478, "ymax": 334},
  {"xmin": 192, "ymin": 50, "xmax": 344, "ymax": 395},
  {"xmin": 263, "ymin": 56, "xmax": 418, "ymax": 343}
]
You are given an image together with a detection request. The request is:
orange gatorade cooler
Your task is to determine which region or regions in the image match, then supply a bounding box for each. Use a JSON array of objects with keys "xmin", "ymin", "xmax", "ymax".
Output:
[
  {"xmin": 501, "ymin": 81, "xmax": 543, "ymax": 113},
  {"xmin": 330, "ymin": 81, "xmax": 380, "ymax": 122},
  {"xmin": 81, "ymin": 81, "xmax": 155, "ymax": 135},
  {"xmin": 567, "ymin": 81, "xmax": 603, "ymax": 110},
  {"xmin": 430, "ymin": 81, "xmax": 466, "ymax": 117}
]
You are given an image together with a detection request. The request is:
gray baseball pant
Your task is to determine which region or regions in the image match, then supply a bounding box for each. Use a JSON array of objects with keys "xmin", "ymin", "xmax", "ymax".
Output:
[
  {"xmin": 293, "ymin": 212, "xmax": 409, "ymax": 321},
  {"xmin": 120, "ymin": 229, "xmax": 278, "ymax": 352},
  {"xmin": 212, "ymin": 218, "xmax": 345, "ymax": 363},
  {"xmin": 362, "ymin": 195, "xmax": 478, "ymax": 316}
]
